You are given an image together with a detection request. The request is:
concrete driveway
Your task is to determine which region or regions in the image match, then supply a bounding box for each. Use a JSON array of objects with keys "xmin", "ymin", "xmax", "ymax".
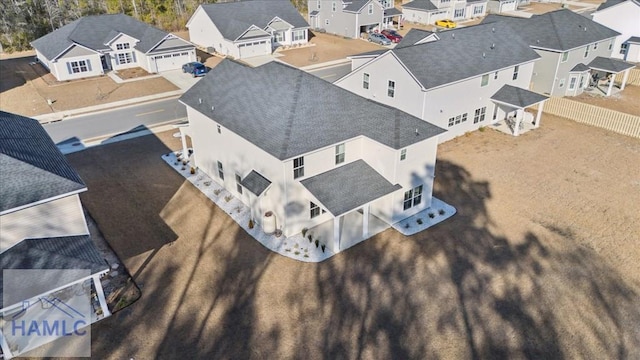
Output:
[
  {"xmin": 161, "ymin": 69, "xmax": 202, "ymax": 91},
  {"xmin": 64, "ymin": 115, "xmax": 640, "ymax": 359}
]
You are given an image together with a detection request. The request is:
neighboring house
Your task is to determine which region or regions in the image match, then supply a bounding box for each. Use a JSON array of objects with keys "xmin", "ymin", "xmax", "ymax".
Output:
[
  {"xmin": 308, "ymin": 0, "xmax": 401, "ymax": 38},
  {"xmin": 335, "ymin": 22, "xmax": 548, "ymax": 142},
  {"xmin": 176, "ymin": 60, "xmax": 445, "ymax": 253},
  {"xmin": 483, "ymin": 10, "xmax": 634, "ymax": 97},
  {"xmin": 592, "ymin": 0, "xmax": 640, "ymax": 62},
  {"xmin": 31, "ymin": 14, "xmax": 195, "ymax": 81},
  {"xmin": 187, "ymin": 0, "xmax": 309, "ymax": 59},
  {"xmin": 0, "ymin": 111, "xmax": 110, "ymax": 359},
  {"xmin": 487, "ymin": 0, "xmax": 530, "ymax": 14},
  {"xmin": 402, "ymin": 0, "xmax": 487, "ymax": 26}
]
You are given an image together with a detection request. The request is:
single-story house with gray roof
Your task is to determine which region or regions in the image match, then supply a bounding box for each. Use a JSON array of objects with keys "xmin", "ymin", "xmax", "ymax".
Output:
[
  {"xmin": 187, "ymin": 0, "xmax": 309, "ymax": 59},
  {"xmin": 0, "ymin": 111, "xmax": 111, "ymax": 359},
  {"xmin": 176, "ymin": 59, "xmax": 446, "ymax": 253},
  {"xmin": 31, "ymin": 13, "xmax": 195, "ymax": 81}
]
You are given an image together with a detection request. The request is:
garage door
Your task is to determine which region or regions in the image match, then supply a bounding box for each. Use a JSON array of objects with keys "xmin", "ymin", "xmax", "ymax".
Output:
[
  {"xmin": 154, "ymin": 51, "xmax": 191, "ymax": 72},
  {"xmin": 430, "ymin": 10, "xmax": 448, "ymax": 23},
  {"xmin": 238, "ymin": 41, "xmax": 270, "ymax": 59},
  {"xmin": 502, "ymin": 0, "xmax": 517, "ymax": 12}
]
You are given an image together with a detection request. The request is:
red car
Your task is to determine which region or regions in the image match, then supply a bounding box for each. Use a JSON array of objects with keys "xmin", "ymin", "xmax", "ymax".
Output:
[{"xmin": 381, "ymin": 29, "xmax": 403, "ymax": 43}]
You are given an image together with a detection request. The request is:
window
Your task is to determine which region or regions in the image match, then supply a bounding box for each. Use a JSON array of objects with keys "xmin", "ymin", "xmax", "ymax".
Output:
[
  {"xmin": 584, "ymin": 44, "xmax": 590, "ymax": 58},
  {"xmin": 293, "ymin": 156, "xmax": 304, "ymax": 179},
  {"xmin": 481, "ymin": 74, "xmax": 489, "ymax": 87},
  {"xmin": 494, "ymin": 71, "xmax": 498, "ymax": 80},
  {"xmin": 217, "ymin": 124, "xmax": 221, "ymax": 134},
  {"xmin": 217, "ymin": 161, "xmax": 224, "ymax": 180},
  {"xmin": 493, "ymin": 104, "xmax": 498, "ymax": 120},
  {"xmin": 310, "ymin": 201, "xmax": 320, "ymax": 218},
  {"xmin": 454, "ymin": 8, "xmax": 465, "ymax": 18},
  {"xmin": 387, "ymin": 80, "xmax": 395, "ymax": 98},
  {"xmin": 403, "ymin": 185, "xmax": 423, "ymax": 210},
  {"xmin": 292, "ymin": 30, "xmax": 305, "ymax": 41},
  {"xmin": 579, "ymin": 75, "xmax": 585, "ymax": 89},
  {"xmin": 620, "ymin": 43, "xmax": 628, "ymax": 55},
  {"xmin": 558, "ymin": 78, "xmax": 565, "ymax": 88},
  {"xmin": 275, "ymin": 32, "xmax": 285, "ymax": 42},
  {"xmin": 448, "ymin": 113, "xmax": 467, "ymax": 127},
  {"xmin": 236, "ymin": 174, "xmax": 243, "ymax": 194},
  {"xmin": 317, "ymin": 0, "xmax": 321, "ymax": 9},
  {"xmin": 474, "ymin": 5, "xmax": 483, "ymax": 15},
  {"xmin": 363, "ymin": 73, "xmax": 370, "ymax": 89},
  {"xmin": 335, "ymin": 143, "xmax": 345, "ymax": 164},
  {"xmin": 593, "ymin": 42, "xmax": 598, "ymax": 50},
  {"xmin": 561, "ymin": 52, "xmax": 568, "ymax": 63},
  {"xmin": 325, "ymin": 19, "xmax": 330, "ymax": 25},
  {"xmin": 568, "ymin": 76, "xmax": 577, "ymax": 90},
  {"xmin": 608, "ymin": 39, "xmax": 613, "ymax": 51},
  {"xmin": 473, "ymin": 107, "xmax": 486, "ymax": 123},
  {"xmin": 400, "ymin": 149, "xmax": 406, "ymax": 161},
  {"xmin": 368, "ymin": 3, "xmax": 374, "ymax": 14},
  {"xmin": 117, "ymin": 52, "xmax": 133, "ymax": 64},
  {"xmin": 512, "ymin": 65, "xmax": 519, "ymax": 80},
  {"xmin": 332, "ymin": 1, "xmax": 336, "ymax": 11},
  {"xmin": 116, "ymin": 43, "xmax": 130, "ymax": 50},
  {"xmin": 69, "ymin": 60, "xmax": 88, "ymax": 73}
]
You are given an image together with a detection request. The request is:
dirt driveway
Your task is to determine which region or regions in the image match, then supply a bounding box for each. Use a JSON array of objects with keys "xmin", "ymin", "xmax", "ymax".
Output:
[{"xmin": 66, "ymin": 115, "xmax": 640, "ymax": 359}]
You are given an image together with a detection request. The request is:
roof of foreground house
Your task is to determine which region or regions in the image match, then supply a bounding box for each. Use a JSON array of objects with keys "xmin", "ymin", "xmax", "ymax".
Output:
[
  {"xmin": 31, "ymin": 13, "xmax": 180, "ymax": 60},
  {"xmin": 180, "ymin": 60, "xmax": 445, "ymax": 160},
  {"xmin": 595, "ymin": 0, "xmax": 639, "ymax": 11},
  {"xmin": 198, "ymin": 0, "xmax": 309, "ymax": 41},
  {"xmin": 490, "ymin": 85, "xmax": 548, "ymax": 108},
  {"xmin": 241, "ymin": 170, "xmax": 272, "ymax": 196},
  {"xmin": 483, "ymin": 9, "xmax": 620, "ymax": 51},
  {"xmin": 0, "ymin": 111, "xmax": 86, "ymax": 214}
]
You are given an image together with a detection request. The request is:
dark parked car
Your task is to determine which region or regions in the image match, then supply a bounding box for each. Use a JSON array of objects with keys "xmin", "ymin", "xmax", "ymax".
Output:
[
  {"xmin": 182, "ymin": 61, "xmax": 207, "ymax": 77},
  {"xmin": 381, "ymin": 29, "xmax": 403, "ymax": 43}
]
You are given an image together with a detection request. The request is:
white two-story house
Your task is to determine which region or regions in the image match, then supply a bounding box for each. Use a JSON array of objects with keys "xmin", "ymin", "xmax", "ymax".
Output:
[
  {"xmin": 187, "ymin": 0, "xmax": 310, "ymax": 59},
  {"xmin": 335, "ymin": 22, "xmax": 548, "ymax": 142},
  {"xmin": 592, "ymin": 0, "xmax": 640, "ymax": 62},
  {"xmin": 308, "ymin": 0, "xmax": 401, "ymax": 38},
  {"xmin": 176, "ymin": 60, "xmax": 445, "ymax": 253},
  {"xmin": 402, "ymin": 0, "xmax": 488, "ymax": 26}
]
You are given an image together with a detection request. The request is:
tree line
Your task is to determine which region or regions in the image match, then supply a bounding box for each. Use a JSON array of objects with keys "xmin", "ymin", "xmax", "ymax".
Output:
[{"xmin": 0, "ymin": 0, "xmax": 307, "ymax": 53}]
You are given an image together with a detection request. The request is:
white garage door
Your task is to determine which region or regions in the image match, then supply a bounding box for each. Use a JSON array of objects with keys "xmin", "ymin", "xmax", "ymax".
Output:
[
  {"xmin": 502, "ymin": 0, "xmax": 517, "ymax": 12},
  {"xmin": 154, "ymin": 52, "xmax": 191, "ymax": 72},
  {"xmin": 238, "ymin": 41, "xmax": 270, "ymax": 59},
  {"xmin": 430, "ymin": 10, "xmax": 448, "ymax": 23}
]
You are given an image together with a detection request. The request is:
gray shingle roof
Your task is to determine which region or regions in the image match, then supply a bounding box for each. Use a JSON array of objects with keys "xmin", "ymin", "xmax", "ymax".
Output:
[
  {"xmin": 388, "ymin": 22, "xmax": 540, "ymax": 90},
  {"xmin": 241, "ymin": 170, "xmax": 272, "ymax": 196},
  {"xmin": 626, "ymin": 36, "xmax": 640, "ymax": 44},
  {"xmin": 482, "ymin": 10, "xmax": 620, "ymax": 51},
  {"xmin": 199, "ymin": 1, "xmax": 309, "ymax": 41},
  {"xmin": 402, "ymin": 0, "xmax": 438, "ymax": 11},
  {"xmin": 0, "ymin": 111, "xmax": 86, "ymax": 214},
  {"xmin": 300, "ymin": 160, "xmax": 402, "ymax": 216},
  {"xmin": 0, "ymin": 235, "xmax": 108, "ymax": 307},
  {"xmin": 395, "ymin": 28, "xmax": 433, "ymax": 49},
  {"xmin": 180, "ymin": 60, "xmax": 445, "ymax": 160},
  {"xmin": 344, "ymin": 0, "xmax": 372, "ymax": 12},
  {"xmin": 31, "ymin": 14, "xmax": 177, "ymax": 60},
  {"xmin": 384, "ymin": 8, "xmax": 403, "ymax": 16},
  {"xmin": 571, "ymin": 63, "xmax": 590, "ymax": 72},
  {"xmin": 595, "ymin": 0, "xmax": 627, "ymax": 11},
  {"xmin": 490, "ymin": 85, "xmax": 548, "ymax": 108},
  {"xmin": 588, "ymin": 56, "xmax": 635, "ymax": 73}
]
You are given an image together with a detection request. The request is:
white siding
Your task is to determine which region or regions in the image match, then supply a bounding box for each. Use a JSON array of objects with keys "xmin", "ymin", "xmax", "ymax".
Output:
[
  {"xmin": 187, "ymin": 6, "xmax": 241, "ymax": 57},
  {"xmin": 592, "ymin": 1, "xmax": 640, "ymax": 60},
  {"xmin": 0, "ymin": 195, "xmax": 88, "ymax": 253},
  {"xmin": 51, "ymin": 53, "xmax": 103, "ymax": 81}
]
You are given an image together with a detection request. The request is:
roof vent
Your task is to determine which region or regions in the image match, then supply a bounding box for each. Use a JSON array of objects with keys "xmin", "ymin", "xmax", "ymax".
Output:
[
  {"xmin": 415, "ymin": 128, "xmax": 419, "ymax": 136},
  {"xmin": 491, "ymin": 43, "xmax": 495, "ymax": 49},
  {"xmin": 482, "ymin": 52, "xmax": 486, "ymax": 58},
  {"xmin": 536, "ymin": 39, "xmax": 540, "ymax": 44},
  {"xmin": 492, "ymin": 27, "xmax": 495, "ymax": 33},
  {"xmin": 198, "ymin": 98, "xmax": 202, "ymax": 104},
  {"xmin": 211, "ymin": 106, "xmax": 215, "ymax": 111},
  {"xmin": 452, "ymin": 33, "xmax": 455, "ymax": 39},
  {"xmin": 584, "ymin": 27, "xmax": 587, "ymax": 32}
]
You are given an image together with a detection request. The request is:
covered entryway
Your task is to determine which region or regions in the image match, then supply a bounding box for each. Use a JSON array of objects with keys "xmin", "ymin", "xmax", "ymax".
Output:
[
  {"xmin": 300, "ymin": 160, "xmax": 401, "ymax": 253},
  {"xmin": 490, "ymin": 85, "xmax": 548, "ymax": 136},
  {"xmin": 565, "ymin": 63, "xmax": 590, "ymax": 97},
  {"xmin": 586, "ymin": 56, "xmax": 634, "ymax": 97}
]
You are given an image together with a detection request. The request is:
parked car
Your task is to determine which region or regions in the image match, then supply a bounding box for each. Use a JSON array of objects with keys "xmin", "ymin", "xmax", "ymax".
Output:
[
  {"xmin": 435, "ymin": 19, "xmax": 457, "ymax": 28},
  {"xmin": 182, "ymin": 61, "xmax": 207, "ymax": 77},
  {"xmin": 381, "ymin": 29, "xmax": 403, "ymax": 43},
  {"xmin": 368, "ymin": 32, "xmax": 392, "ymax": 46}
]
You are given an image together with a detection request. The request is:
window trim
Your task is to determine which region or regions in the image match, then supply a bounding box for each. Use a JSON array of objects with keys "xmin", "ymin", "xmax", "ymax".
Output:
[
  {"xmin": 335, "ymin": 143, "xmax": 345, "ymax": 165},
  {"xmin": 332, "ymin": 1, "xmax": 337, "ymax": 12},
  {"xmin": 400, "ymin": 148, "xmax": 407, "ymax": 161},
  {"xmin": 403, "ymin": 185, "xmax": 423, "ymax": 210},
  {"xmin": 368, "ymin": 3, "xmax": 374, "ymax": 14},
  {"xmin": 236, "ymin": 174, "xmax": 243, "ymax": 194},
  {"xmin": 217, "ymin": 161, "xmax": 224, "ymax": 180},
  {"xmin": 481, "ymin": 74, "xmax": 489, "ymax": 87},
  {"xmin": 473, "ymin": 107, "xmax": 486, "ymax": 124},
  {"xmin": 293, "ymin": 156, "xmax": 304, "ymax": 179},
  {"xmin": 387, "ymin": 80, "xmax": 395, "ymax": 98},
  {"xmin": 568, "ymin": 76, "xmax": 577, "ymax": 90},
  {"xmin": 512, "ymin": 65, "xmax": 519, "ymax": 80},
  {"xmin": 363, "ymin": 73, "xmax": 370, "ymax": 89},
  {"xmin": 70, "ymin": 60, "xmax": 88, "ymax": 73},
  {"xmin": 561, "ymin": 52, "xmax": 568, "ymax": 63},
  {"xmin": 584, "ymin": 44, "xmax": 590, "ymax": 58},
  {"xmin": 310, "ymin": 201, "xmax": 320, "ymax": 218},
  {"xmin": 292, "ymin": 30, "xmax": 305, "ymax": 41}
]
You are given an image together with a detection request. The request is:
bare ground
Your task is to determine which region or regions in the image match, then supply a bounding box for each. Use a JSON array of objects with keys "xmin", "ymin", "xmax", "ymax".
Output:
[
  {"xmin": 62, "ymin": 114, "xmax": 640, "ymax": 359},
  {"xmin": 572, "ymin": 85, "xmax": 640, "ymax": 116}
]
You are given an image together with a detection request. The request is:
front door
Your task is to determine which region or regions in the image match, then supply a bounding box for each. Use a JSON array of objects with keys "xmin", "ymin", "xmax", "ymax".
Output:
[{"xmin": 100, "ymin": 55, "xmax": 111, "ymax": 71}]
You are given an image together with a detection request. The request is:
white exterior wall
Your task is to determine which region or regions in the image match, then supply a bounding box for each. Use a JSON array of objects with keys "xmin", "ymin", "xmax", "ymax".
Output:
[
  {"xmin": 627, "ymin": 43, "xmax": 640, "ymax": 62},
  {"xmin": 109, "ymin": 33, "xmax": 140, "ymax": 70},
  {"xmin": 187, "ymin": 6, "xmax": 238, "ymax": 56},
  {"xmin": 50, "ymin": 53, "xmax": 103, "ymax": 81},
  {"xmin": 0, "ymin": 195, "xmax": 88, "ymax": 253},
  {"xmin": 402, "ymin": 8, "xmax": 432, "ymax": 25},
  {"xmin": 592, "ymin": 1, "xmax": 640, "ymax": 60},
  {"xmin": 466, "ymin": 2, "xmax": 487, "ymax": 18}
]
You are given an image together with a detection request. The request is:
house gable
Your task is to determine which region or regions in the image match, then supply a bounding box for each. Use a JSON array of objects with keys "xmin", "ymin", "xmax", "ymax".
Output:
[
  {"xmin": 237, "ymin": 25, "xmax": 271, "ymax": 41},
  {"xmin": 147, "ymin": 34, "xmax": 194, "ymax": 53},
  {"xmin": 56, "ymin": 44, "xmax": 99, "ymax": 60}
]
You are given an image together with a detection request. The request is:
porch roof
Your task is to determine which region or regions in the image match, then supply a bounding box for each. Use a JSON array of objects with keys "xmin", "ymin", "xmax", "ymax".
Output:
[
  {"xmin": 491, "ymin": 85, "xmax": 548, "ymax": 109},
  {"xmin": 384, "ymin": 8, "xmax": 403, "ymax": 17},
  {"xmin": 571, "ymin": 63, "xmax": 590, "ymax": 72},
  {"xmin": 310, "ymin": 10, "xmax": 319, "ymax": 16},
  {"xmin": 588, "ymin": 56, "xmax": 635, "ymax": 74},
  {"xmin": 241, "ymin": 170, "xmax": 272, "ymax": 196},
  {"xmin": 301, "ymin": 160, "xmax": 401, "ymax": 217}
]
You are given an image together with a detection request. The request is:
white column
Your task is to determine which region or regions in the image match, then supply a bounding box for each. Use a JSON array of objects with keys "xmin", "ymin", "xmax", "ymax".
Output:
[
  {"xmin": 535, "ymin": 102, "xmax": 544, "ymax": 128},
  {"xmin": 621, "ymin": 69, "xmax": 630, "ymax": 91},
  {"xmin": 0, "ymin": 330, "xmax": 13, "ymax": 360},
  {"xmin": 514, "ymin": 109, "xmax": 523, "ymax": 136},
  {"xmin": 606, "ymin": 76, "xmax": 615, "ymax": 96},
  {"xmin": 333, "ymin": 217, "xmax": 341, "ymax": 252},
  {"xmin": 93, "ymin": 274, "xmax": 111, "ymax": 318},
  {"xmin": 362, "ymin": 204, "xmax": 370, "ymax": 238},
  {"xmin": 179, "ymin": 128, "xmax": 188, "ymax": 159}
]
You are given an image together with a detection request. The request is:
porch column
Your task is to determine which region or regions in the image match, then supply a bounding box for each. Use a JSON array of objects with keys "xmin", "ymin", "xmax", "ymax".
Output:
[
  {"xmin": 93, "ymin": 274, "xmax": 111, "ymax": 318},
  {"xmin": 179, "ymin": 128, "xmax": 188, "ymax": 159},
  {"xmin": 362, "ymin": 204, "xmax": 370, "ymax": 238},
  {"xmin": 606, "ymin": 75, "xmax": 615, "ymax": 96},
  {"xmin": 514, "ymin": 109, "xmax": 523, "ymax": 136},
  {"xmin": 0, "ymin": 329, "xmax": 12, "ymax": 360},
  {"xmin": 621, "ymin": 69, "xmax": 630, "ymax": 91},
  {"xmin": 333, "ymin": 216, "xmax": 341, "ymax": 253},
  {"xmin": 535, "ymin": 102, "xmax": 544, "ymax": 128}
]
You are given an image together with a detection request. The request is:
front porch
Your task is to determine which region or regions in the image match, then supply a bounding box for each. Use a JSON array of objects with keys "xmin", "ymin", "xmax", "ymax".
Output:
[{"xmin": 586, "ymin": 56, "xmax": 635, "ymax": 97}]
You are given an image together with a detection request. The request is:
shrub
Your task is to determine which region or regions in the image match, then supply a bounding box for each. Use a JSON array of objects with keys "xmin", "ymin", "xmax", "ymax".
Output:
[
  {"xmin": 315, "ymin": 239, "xmax": 319, "ymax": 248},
  {"xmin": 308, "ymin": 234, "xmax": 313, "ymax": 242},
  {"xmin": 301, "ymin": 228, "xmax": 308, "ymax": 237},
  {"xmin": 438, "ymin": 209, "xmax": 446, "ymax": 215},
  {"xmin": 190, "ymin": 167, "xmax": 196, "ymax": 174},
  {"xmin": 405, "ymin": 223, "xmax": 410, "ymax": 229},
  {"xmin": 224, "ymin": 195, "xmax": 232, "ymax": 202},
  {"xmin": 417, "ymin": 218, "xmax": 423, "ymax": 225},
  {"xmin": 248, "ymin": 219, "xmax": 254, "ymax": 229},
  {"xmin": 213, "ymin": 189, "xmax": 221, "ymax": 195},
  {"xmin": 428, "ymin": 212, "xmax": 435, "ymax": 219},
  {"xmin": 321, "ymin": 244, "xmax": 326, "ymax": 252}
]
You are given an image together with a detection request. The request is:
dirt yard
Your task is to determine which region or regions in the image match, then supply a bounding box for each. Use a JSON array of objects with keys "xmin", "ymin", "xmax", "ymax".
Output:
[
  {"xmin": 572, "ymin": 85, "xmax": 640, "ymax": 116},
  {"xmin": 63, "ymin": 113, "xmax": 640, "ymax": 360},
  {"xmin": 0, "ymin": 52, "xmax": 178, "ymax": 117}
]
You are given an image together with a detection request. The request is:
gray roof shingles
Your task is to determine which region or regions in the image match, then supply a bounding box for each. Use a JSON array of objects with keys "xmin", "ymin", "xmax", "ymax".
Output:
[
  {"xmin": 384, "ymin": 8, "xmax": 403, "ymax": 16},
  {"xmin": 0, "ymin": 111, "xmax": 86, "ymax": 213},
  {"xmin": 301, "ymin": 160, "xmax": 402, "ymax": 216},
  {"xmin": 402, "ymin": 0, "xmax": 438, "ymax": 11},
  {"xmin": 344, "ymin": 0, "xmax": 371, "ymax": 12},
  {"xmin": 491, "ymin": 85, "xmax": 548, "ymax": 108},
  {"xmin": 571, "ymin": 63, "xmax": 590, "ymax": 72},
  {"xmin": 200, "ymin": 0, "xmax": 309, "ymax": 41},
  {"xmin": 180, "ymin": 60, "xmax": 445, "ymax": 160},
  {"xmin": 588, "ymin": 56, "xmax": 635, "ymax": 72},
  {"xmin": 31, "ymin": 14, "xmax": 182, "ymax": 60},
  {"xmin": 241, "ymin": 170, "xmax": 272, "ymax": 196},
  {"xmin": 388, "ymin": 22, "xmax": 540, "ymax": 90},
  {"xmin": 395, "ymin": 28, "xmax": 433, "ymax": 49},
  {"xmin": 482, "ymin": 10, "xmax": 620, "ymax": 51},
  {"xmin": 627, "ymin": 36, "xmax": 640, "ymax": 43},
  {"xmin": 595, "ymin": 0, "xmax": 627, "ymax": 11}
]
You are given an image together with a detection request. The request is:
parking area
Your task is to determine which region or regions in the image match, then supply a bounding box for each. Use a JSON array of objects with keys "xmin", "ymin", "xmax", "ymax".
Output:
[
  {"xmin": 63, "ymin": 113, "xmax": 640, "ymax": 359},
  {"xmin": 161, "ymin": 69, "xmax": 203, "ymax": 91}
]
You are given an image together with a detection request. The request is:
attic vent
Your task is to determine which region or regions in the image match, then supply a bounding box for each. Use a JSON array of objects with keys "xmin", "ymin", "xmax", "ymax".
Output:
[
  {"xmin": 584, "ymin": 27, "xmax": 587, "ymax": 32},
  {"xmin": 492, "ymin": 27, "xmax": 495, "ymax": 33},
  {"xmin": 491, "ymin": 43, "xmax": 495, "ymax": 49},
  {"xmin": 198, "ymin": 98, "xmax": 202, "ymax": 104},
  {"xmin": 452, "ymin": 33, "xmax": 455, "ymax": 39},
  {"xmin": 482, "ymin": 52, "xmax": 486, "ymax": 58},
  {"xmin": 536, "ymin": 39, "xmax": 540, "ymax": 44},
  {"xmin": 415, "ymin": 128, "xmax": 419, "ymax": 136},
  {"xmin": 211, "ymin": 106, "xmax": 215, "ymax": 111}
]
